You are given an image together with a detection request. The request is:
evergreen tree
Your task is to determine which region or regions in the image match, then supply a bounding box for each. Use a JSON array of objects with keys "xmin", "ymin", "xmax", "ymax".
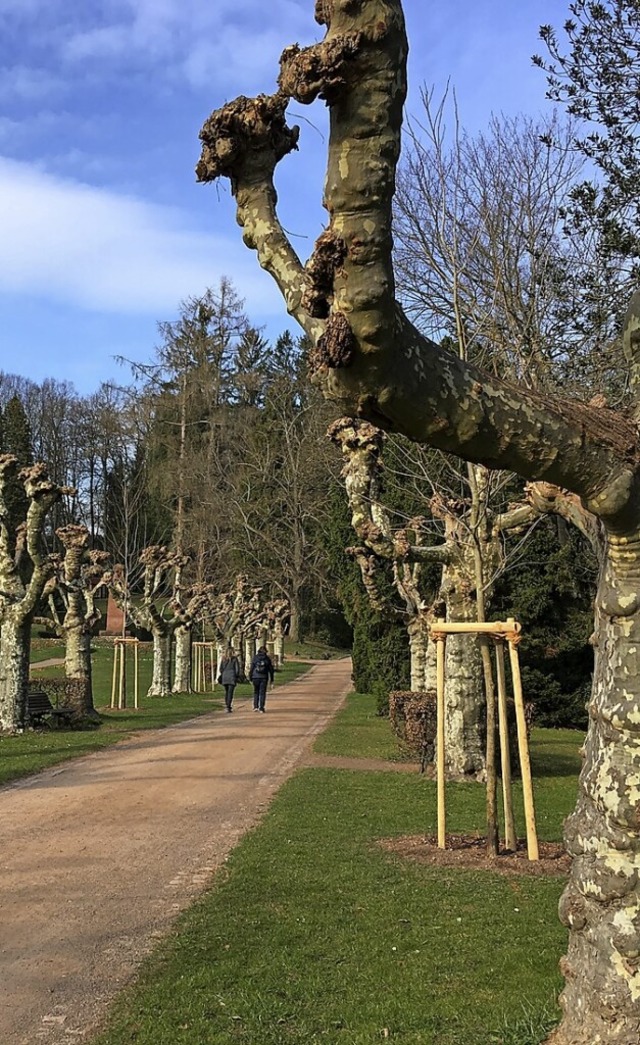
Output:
[
  {"xmin": 534, "ymin": 1, "xmax": 640, "ymax": 321},
  {"xmin": 493, "ymin": 516, "xmax": 596, "ymax": 728},
  {"xmin": 323, "ymin": 483, "xmax": 409, "ymax": 709},
  {"xmin": 2, "ymin": 395, "xmax": 33, "ymax": 554}
]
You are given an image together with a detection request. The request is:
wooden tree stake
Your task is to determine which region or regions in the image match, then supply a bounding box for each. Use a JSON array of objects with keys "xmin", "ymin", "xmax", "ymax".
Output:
[
  {"xmin": 435, "ymin": 622, "xmax": 447, "ymax": 849},
  {"xmin": 506, "ymin": 621, "xmax": 539, "ymax": 861},
  {"xmin": 494, "ymin": 639, "xmax": 517, "ymax": 852},
  {"xmin": 133, "ymin": 640, "xmax": 139, "ymax": 710},
  {"xmin": 110, "ymin": 643, "xmax": 118, "ymax": 710},
  {"xmin": 193, "ymin": 642, "xmax": 216, "ymax": 693},
  {"xmin": 110, "ymin": 639, "xmax": 140, "ymax": 711},
  {"xmin": 428, "ymin": 617, "xmax": 537, "ymax": 861}
]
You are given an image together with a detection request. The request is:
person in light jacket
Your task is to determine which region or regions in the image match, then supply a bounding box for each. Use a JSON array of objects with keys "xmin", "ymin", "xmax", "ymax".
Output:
[{"xmin": 218, "ymin": 648, "xmax": 242, "ymax": 712}]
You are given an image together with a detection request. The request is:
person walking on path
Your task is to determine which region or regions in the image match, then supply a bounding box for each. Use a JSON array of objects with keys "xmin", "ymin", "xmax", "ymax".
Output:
[
  {"xmin": 218, "ymin": 647, "xmax": 242, "ymax": 712},
  {"xmin": 249, "ymin": 645, "xmax": 274, "ymax": 713}
]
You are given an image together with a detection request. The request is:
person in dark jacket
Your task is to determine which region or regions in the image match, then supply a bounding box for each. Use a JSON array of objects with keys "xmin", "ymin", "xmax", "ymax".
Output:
[
  {"xmin": 218, "ymin": 648, "xmax": 242, "ymax": 712},
  {"xmin": 249, "ymin": 645, "xmax": 275, "ymax": 713}
]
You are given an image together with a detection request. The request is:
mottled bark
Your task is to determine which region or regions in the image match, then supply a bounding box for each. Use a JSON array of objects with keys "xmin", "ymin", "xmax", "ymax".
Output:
[
  {"xmin": 171, "ymin": 584, "xmax": 212, "ymax": 693},
  {"xmin": 205, "ymin": 575, "xmax": 266, "ymax": 678},
  {"xmin": 63, "ymin": 625, "xmax": 93, "ymax": 717},
  {"xmin": 172, "ymin": 624, "xmax": 192, "ymax": 693},
  {"xmin": 0, "ymin": 460, "xmax": 64, "ymax": 732},
  {"xmin": 264, "ymin": 598, "xmax": 290, "ymax": 665},
  {"xmin": 198, "ymin": 2, "xmax": 640, "ymax": 1038},
  {"xmin": 243, "ymin": 634, "xmax": 256, "ymax": 678},
  {"xmin": 149, "ymin": 630, "xmax": 172, "ymax": 698},
  {"xmin": 55, "ymin": 527, "xmax": 109, "ymax": 720},
  {"xmin": 332, "ymin": 419, "xmax": 516, "ymax": 780},
  {"xmin": 274, "ymin": 631, "xmax": 285, "ymax": 666},
  {"xmin": 0, "ymin": 617, "xmax": 30, "ymax": 731},
  {"xmin": 407, "ymin": 615, "xmax": 429, "ymax": 691},
  {"xmin": 109, "ymin": 547, "xmax": 205, "ymax": 701},
  {"xmin": 440, "ymin": 559, "xmax": 486, "ymax": 780}
]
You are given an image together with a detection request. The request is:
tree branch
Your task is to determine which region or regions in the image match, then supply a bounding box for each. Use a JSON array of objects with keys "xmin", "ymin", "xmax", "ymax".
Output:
[{"xmin": 199, "ymin": 0, "xmax": 640, "ymax": 534}]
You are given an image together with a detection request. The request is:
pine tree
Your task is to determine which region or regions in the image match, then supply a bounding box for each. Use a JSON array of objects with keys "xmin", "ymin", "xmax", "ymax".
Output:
[{"xmin": 2, "ymin": 395, "xmax": 33, "ymax": 555}]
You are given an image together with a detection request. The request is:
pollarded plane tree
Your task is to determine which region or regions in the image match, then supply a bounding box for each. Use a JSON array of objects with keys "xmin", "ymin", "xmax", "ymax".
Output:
[
  {"xmin": 110, "ymin": 546, "xmax": 186, "ymax": 697},
  {"xmin": 171, "ymin": 581, "xmax": 215, "ymax": 693},
  {"xmin": 262, "ymin": 596, "xmax": 290, "ymax": 665},
  {"xmin": 329, "ymin": 417, "xmax": 442, "ymax": 703},
  {"xmin": 204, "ymin": 573, "xmax": 264, "ymax": 677},
  {"xmin": 36, "ymin": 524, "xmax": 111, "ymax": 719},
  {"xmin": 330, "ymin": 417, "xmax": 544, "ymax": 781},
  {"xmin": 197, "ymin": 2, "xmax": 640, "ymax": 1040},
  {"xmin": 0, "ymin": 457, "xmax": 66, "ymax": 732}
]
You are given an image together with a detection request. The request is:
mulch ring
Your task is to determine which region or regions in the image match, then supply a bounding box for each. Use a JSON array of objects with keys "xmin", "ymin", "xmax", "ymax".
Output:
[{"xmin": 377, "ymin": 833, "xmax": 571, "ymax": 877}]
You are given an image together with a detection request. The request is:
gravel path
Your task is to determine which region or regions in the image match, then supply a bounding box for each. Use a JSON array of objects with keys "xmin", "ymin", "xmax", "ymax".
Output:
[{"xmin": 0, "ymin": 658, "xmax": 352, "ymax": 1045}]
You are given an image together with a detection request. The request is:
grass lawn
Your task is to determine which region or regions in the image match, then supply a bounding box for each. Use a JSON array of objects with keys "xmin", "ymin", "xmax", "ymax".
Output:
[
  {"xmin": 284, "ymin": 637, "xmax": 352, "ymax": 660},
  {"xmin": 94, "ymin": 692, "xmax": 582, "ymax": 1045},
  {"xmin": 314, "ymin": 688, "xmax": 404, "ymax": 761},
  {"xmin": 0, "ymin": 644, "xmax": 314, "ymax": 787}
]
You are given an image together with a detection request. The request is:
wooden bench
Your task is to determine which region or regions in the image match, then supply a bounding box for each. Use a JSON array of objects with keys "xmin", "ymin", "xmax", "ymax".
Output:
[{"xmin": 26, "ymin": 690, "xmax": 73, "ymax": 728}]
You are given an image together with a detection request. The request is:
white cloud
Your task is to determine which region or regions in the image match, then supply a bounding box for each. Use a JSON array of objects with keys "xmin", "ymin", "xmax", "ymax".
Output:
[
  {"xmin": 61, "ymin": 0, "xmax": 314, "ymax": 89},
  {"xmin": 183, "ymin": 26, "xmax": 297, "ymax": 91},
  {"xmin": 0, "ymin": 156, "xmax": 285, "ymax": 316}
]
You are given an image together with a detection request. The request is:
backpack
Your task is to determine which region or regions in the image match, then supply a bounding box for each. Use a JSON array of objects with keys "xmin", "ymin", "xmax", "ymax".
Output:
[{"xmin": 253, "ymin": 651, "xmax": 269, "ymax": 677}]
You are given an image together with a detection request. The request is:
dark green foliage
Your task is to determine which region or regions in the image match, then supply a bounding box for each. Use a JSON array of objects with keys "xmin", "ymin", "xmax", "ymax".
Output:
[
  {"xmin": 352, "ymin": 614, "xmax": 410, "ymax": 714},
  {"xmin": 494, "ymin": 517, "xmax": 595, "ymax": 729},
  {"xmin": 534, "ymin": 2, "xmax": 640, "ymax": 321},
  {"xmin": 323, "ymin": 485, "xmax": 409, "ymax": 711},
  {"xmin": 1, "ymin": 394, "xmax": 33, "ymax": 556},
  {"xmin": 3, "ymin": 393, "xmax": 34, "ymax": 464}
]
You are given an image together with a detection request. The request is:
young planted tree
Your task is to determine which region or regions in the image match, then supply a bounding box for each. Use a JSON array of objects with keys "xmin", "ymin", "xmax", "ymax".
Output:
[
  {"xmin": 0, "ymin": 458, "xmax": 65, "ymax": 732},
  {"xmin": 197, "ymin": 2, "xmax": 640, "ymax": 1040}
]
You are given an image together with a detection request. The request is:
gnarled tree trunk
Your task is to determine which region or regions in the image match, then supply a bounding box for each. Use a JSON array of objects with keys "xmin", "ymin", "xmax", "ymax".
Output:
[
  {"xmin": 407, "ymin": 615, "xmax": 429, "ymax": 691},
  {"xmin": 0, "ymin": 460, "xmax": 64, "ymax": 732}
]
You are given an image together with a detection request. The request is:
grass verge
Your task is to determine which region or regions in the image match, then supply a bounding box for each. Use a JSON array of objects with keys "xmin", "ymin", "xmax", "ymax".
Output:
[
  {"xmin": 0, "ymin": 648, "xmax": 313, "ymax": 787},
  {"xmin": 313, "ymin": 690, "xmax": 402, "ymax": 760},
  {"xmin": 94, "ymin": 692, "xmax": 581, "ymax": 1045}
]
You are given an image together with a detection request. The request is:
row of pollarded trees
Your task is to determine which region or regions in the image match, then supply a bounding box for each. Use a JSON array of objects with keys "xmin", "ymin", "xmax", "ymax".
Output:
[
  {"xmin": 0, "ymin": 456, "xmax": 289, "ymax": 734},
  {"xmin": 109, "ymin": 555, "xmax": 289, "ymax": 697},
  {"xmin": 330, "ymin": 418, "xmax": 601, "ymax": 781}
]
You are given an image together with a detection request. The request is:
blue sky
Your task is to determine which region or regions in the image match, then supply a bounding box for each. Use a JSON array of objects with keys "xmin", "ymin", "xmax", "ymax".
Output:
[{"xmin": 0, "ymin": 0, "xmax": 572, "ymax": 393}]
